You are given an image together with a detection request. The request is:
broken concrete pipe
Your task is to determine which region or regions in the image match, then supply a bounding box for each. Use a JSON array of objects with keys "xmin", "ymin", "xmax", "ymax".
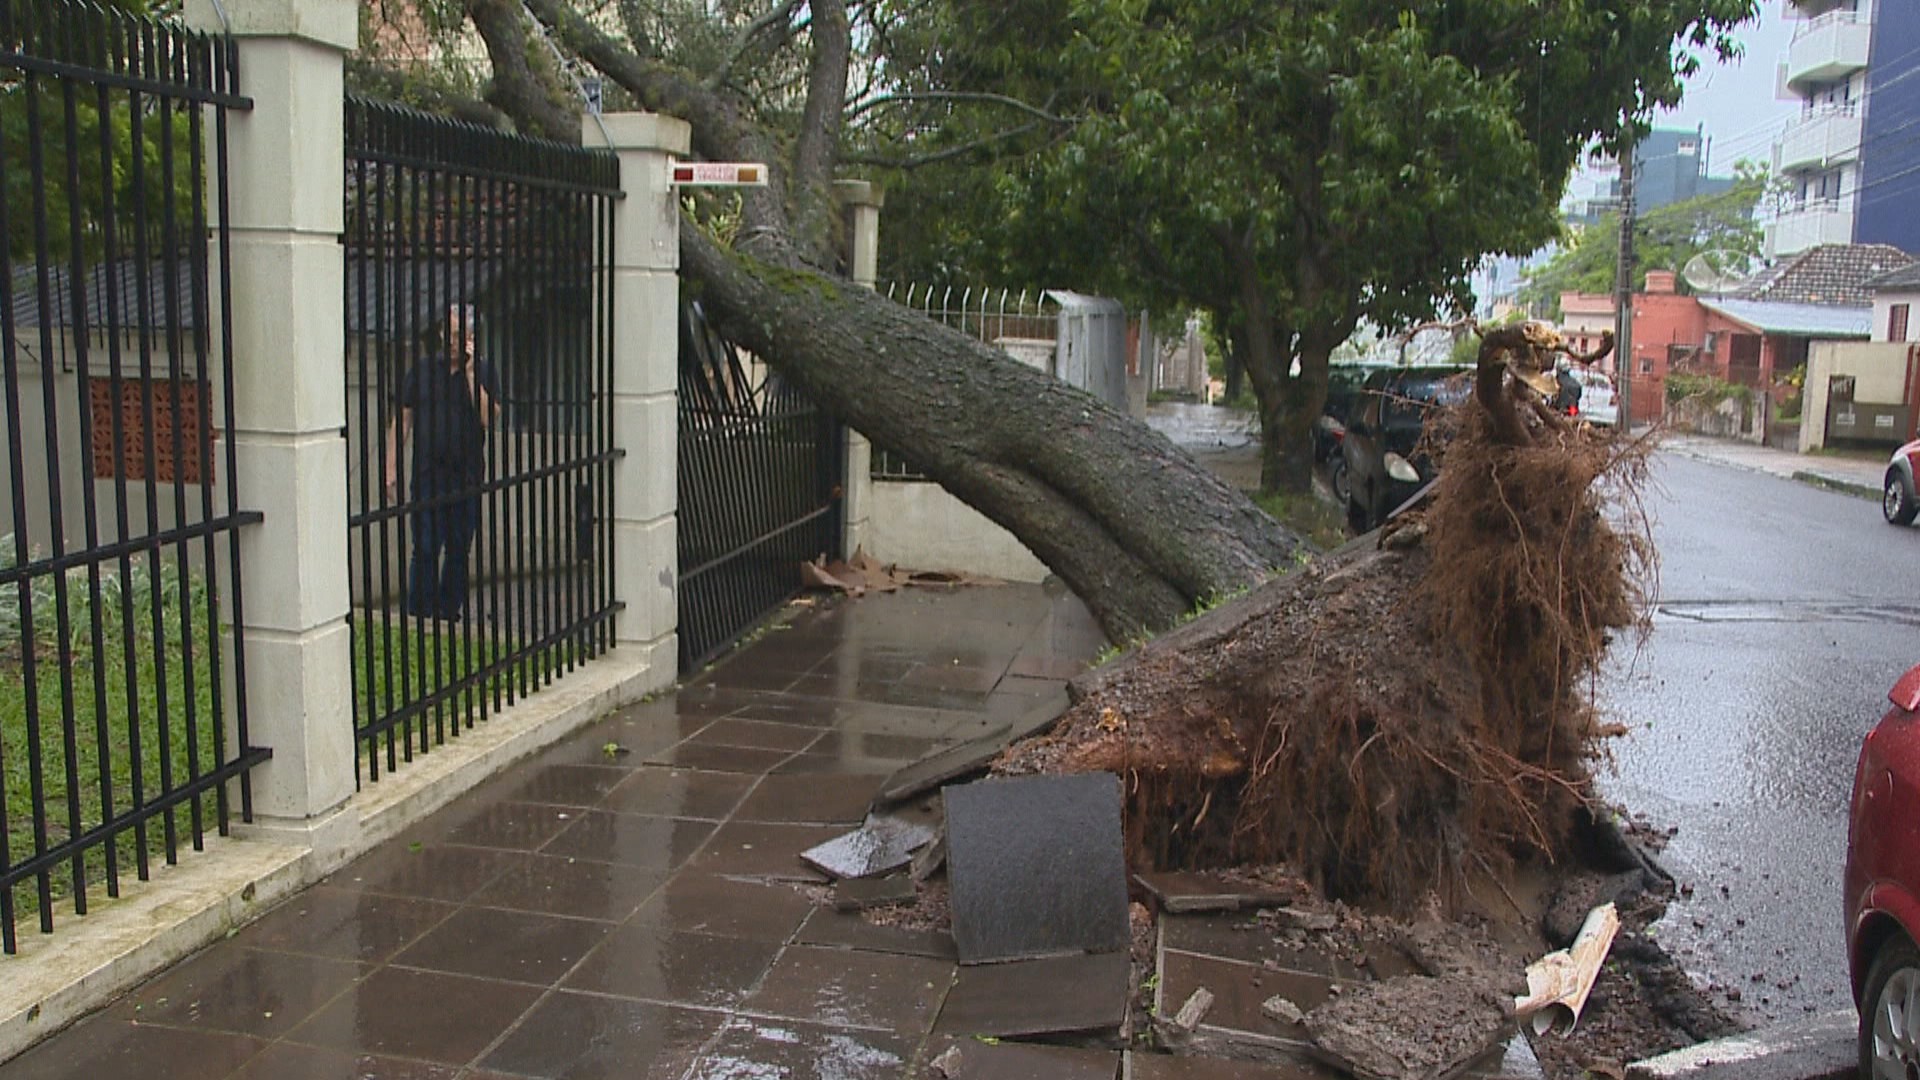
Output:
[{"xmin": 1515, "ymin": 902, "xmax": 1620, "ymax": 1037}]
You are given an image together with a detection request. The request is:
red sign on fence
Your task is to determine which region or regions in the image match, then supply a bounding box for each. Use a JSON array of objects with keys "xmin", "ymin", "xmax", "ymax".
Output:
[{"xmin": 670, "ymin": 162, "xmax": 769, "ymax": 187}]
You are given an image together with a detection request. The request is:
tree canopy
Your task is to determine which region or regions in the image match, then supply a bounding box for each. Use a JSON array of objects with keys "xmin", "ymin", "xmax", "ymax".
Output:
[
  {"xmin": 859, "ymin": 0, "xmax": 1755, "ymax": 491},
  {"xmin": 1517, "ymin": 161, "xmax": 1767, "ymax": 315}
]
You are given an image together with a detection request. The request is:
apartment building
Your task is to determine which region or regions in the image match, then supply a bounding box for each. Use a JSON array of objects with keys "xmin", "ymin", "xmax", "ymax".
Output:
[
  {"xmin": 1768, "ymin": 0, "xmax": 1877, "ymax": 258},
  {"xmin": 1853, "ymin": 0, "xmax": 1920, "ymax": 254}
]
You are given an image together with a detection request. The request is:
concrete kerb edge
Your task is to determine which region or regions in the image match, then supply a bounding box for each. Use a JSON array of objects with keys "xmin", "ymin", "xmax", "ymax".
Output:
[
  {"xmin": 1789, "ymin": 470, "xmax": 1881, "ymax": 502},
  {"xmin": 0, "ymin": 838, "xmax": 310, "ymax": 1065},
  {"xmin": 1663, "ymin": 441, "xmax": 1882, "ymax": 502},
  {"xmin": 0, "ymin": 645, "xmax": 666, "ymax": 1066}
]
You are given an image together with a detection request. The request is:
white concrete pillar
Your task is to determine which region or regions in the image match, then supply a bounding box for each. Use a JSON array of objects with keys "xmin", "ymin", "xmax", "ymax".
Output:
[
  {"xmin": 184, "ymin": 0, "xmax": 357, "ymax": 826},
  {"xmin": 584, "ymin": 113, "xmax": 689, "ymax": 678},
  {"xmin": 834, "ymin": 180, "xmax": 884, "ymax": 557}
]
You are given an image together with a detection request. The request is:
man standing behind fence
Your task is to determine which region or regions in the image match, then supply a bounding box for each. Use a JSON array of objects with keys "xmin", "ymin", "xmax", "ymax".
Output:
[{"xmin": 386, "ymin": 305, "xmax": 500, "ymax": 621}]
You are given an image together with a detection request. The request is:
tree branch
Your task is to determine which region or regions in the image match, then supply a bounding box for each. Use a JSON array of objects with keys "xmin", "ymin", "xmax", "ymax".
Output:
[
  {"xmin": 704, "ymin": 0, "xmax": 806, "ymax": 92},
  {"xmin": 840, "ymin": 120, "xmax": 1041, "ymax": 170},
  {"xmin": 794, "ymin": 0, "xmax": 851, "ymax": 194},
  {"xmin": 517, "ymin": 0, "xmax": 799, "ymax": 259},
  {"xmin": 463, "ymin": 0, "xmax": 579, "ymax": 143},
  {"xmin": 845, "ymin": 90, "xmax": 1073, "ymax": 126}
]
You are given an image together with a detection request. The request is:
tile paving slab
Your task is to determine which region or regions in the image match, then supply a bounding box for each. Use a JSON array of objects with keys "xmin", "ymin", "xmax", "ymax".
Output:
[
  {"xmin": 693, "ymin": 1016, "xmax": 917, "ymax": 1079},
  {"xmin": 0, "ymin": 586, "xmax": 1103, "ymax": 1079},
  {"xmin": 935, "ymin": 951, "xmax": 1132, "ymax": 1038},
  {"xmin": 478, "ymin": 993, "xmax": 722, "ymax": 1080},
  {"xmin": 795, "ymin": 904, "xmax": 959, "ymax": 960},
  {"xmin": 800, "ymin": 815, "xmax": 937, "ymax": 879},
  {"xmin": 742, "ymin": 943, "xmax": 956, "ymax": 1033},
  {"xmin": 919, "ymin": 1035, "xmax": 1120, "ymax": 1079},
  {"xmin": 946, "ymin": 772, "xmax": 1130, "ymax": 964}
]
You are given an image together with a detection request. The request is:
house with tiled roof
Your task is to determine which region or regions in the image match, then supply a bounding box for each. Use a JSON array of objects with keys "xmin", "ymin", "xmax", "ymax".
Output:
[{"xmin": 1734, "ymin": 243, "xmax": 1914, "ymax": 306}]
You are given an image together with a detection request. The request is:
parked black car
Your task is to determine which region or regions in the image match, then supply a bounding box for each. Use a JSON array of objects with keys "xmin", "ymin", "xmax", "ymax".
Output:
[
  {"xmin": 1313, "ymin": 362, "xmax": 1387, "ymax": 462},
  {"xmin": 1342, "ymin": 365, "xmax": 1473, "ymax": 533}
]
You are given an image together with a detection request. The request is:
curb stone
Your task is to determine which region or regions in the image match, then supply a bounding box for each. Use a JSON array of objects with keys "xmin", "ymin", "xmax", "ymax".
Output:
[
  {"xmin": 1625, "ymin": 1009, "xmax": 1855, "ymax": 1080},
  {"xmin": 1790, "ymin": 470, "xmax": 1881, "ymax": 501}
]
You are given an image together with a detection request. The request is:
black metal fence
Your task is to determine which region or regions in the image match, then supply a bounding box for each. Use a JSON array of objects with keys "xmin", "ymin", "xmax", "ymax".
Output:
[
  {"xmin": 343, "ymin": 98, "xmax": 621, "ymax": 783},
  {"xmin": 678, "ymin": 300, "xmax": 843, "ymax": 671},
  {"xmin": 0, "ymin": 0, "xmax": 266, "ymax": 951}
]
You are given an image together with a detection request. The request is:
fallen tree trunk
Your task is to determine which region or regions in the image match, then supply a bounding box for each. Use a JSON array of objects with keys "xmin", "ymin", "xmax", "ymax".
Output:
[
  {"xmin": 1001, "ymin": 324, "xmax": 1653, "ymax": 906},
  {"xmin": 680, "ymin": 232, "xmax": 1307, "ymax": 641},
  {"xmin": 454, "ymin": 0, "xmax": 1309, "ymax": 642}
]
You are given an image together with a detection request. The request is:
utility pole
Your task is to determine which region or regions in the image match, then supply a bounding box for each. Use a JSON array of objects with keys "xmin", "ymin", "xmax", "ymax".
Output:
[{"xmin": 1613, "ymin": 134, "xmax": 1637, "ymax": 429}]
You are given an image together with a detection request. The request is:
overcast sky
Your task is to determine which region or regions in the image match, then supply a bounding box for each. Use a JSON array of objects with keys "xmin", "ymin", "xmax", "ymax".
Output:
[{"xmin": 1654, "ymin": 0, "xmax": 1800, "ymax": 173}]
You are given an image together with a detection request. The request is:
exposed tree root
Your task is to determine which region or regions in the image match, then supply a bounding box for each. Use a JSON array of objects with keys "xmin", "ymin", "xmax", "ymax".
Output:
[{"xmin": 998, "ymin": 323, "xmax": 1654, "ymax": 908}]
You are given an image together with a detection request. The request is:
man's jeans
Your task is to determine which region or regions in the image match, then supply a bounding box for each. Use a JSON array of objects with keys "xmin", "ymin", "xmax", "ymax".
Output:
[{"xmin": 408, "ymin": 477, "xmax": 479, "ymax": 620}]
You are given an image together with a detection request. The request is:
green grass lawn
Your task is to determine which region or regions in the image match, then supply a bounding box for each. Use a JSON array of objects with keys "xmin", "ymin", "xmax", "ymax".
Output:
[
  {"xmin": 1, "ymin": 557, "xmax": 222, "ymax": 930},
  {"xmin": 348, "ymin": 610, "xmax": 596, "ymax": 773},
  {"xmin": 1253, "ymin": 488, "xmax": 1350, "ymax": 551}
]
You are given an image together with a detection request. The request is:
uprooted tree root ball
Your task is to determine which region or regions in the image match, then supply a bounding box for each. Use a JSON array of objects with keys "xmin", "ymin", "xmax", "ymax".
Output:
[{"xmin": 998, "ymin": 323, "xmax": 1655, "ymax": 908}]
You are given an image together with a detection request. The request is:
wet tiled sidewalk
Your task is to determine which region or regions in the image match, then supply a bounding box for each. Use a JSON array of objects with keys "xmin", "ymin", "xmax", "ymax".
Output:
[
  {"xmin": 0, "ymin": 584, "xmax": 1103, "ymax": 1080},
  {"xmin": 1, "ymin": 583, "xmax": 1545, "ymax": 1079}
]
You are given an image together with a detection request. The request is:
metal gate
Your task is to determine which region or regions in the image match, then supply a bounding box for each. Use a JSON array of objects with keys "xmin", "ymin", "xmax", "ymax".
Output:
[
  {"xmin": 677, "ymin": 300, "xmax": 842, "ymax": 671},
  {"xmin": 0, "ymin": 0, "xmax": 264, "ymax": 951},
  {"xmin": 343, "ymin": 98, "xmax": 621, "ymax": 782}
]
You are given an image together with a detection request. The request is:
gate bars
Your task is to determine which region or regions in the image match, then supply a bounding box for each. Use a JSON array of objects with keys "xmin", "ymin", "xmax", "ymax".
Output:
[
  {"xmin": 343, "ymin": 98, "xmax": 621, "ymax": 782},
  {"xmin": 0, "ymin": 0, "xmax": 266, "ymax": 952},
  {"xmin": 677, "ymin": 299, "xmax": 844, "ymax": 672}
]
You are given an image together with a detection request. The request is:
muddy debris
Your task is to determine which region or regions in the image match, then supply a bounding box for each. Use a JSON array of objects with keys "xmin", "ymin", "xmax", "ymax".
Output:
[{"xmin": 1307, "ymin": 974, "xmax": 1515, "ymax": 1080}]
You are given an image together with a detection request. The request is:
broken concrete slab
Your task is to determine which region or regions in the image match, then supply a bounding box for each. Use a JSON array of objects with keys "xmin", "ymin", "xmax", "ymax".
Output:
[
  {"xmin": 798, "ymin": 815, "xmax": 936, "ymax": 880},
  {"xmin": 877, "ymin": 693, "xmax": 1070, "ymax": 807},
  {"xmin": 1262, "ymin": 997, "xmax": 1307, "ymax": 1026},
  {"xmin": 834, "ymin": 874, "xmax": 917, "ymax": 912},
  {"xmin": 945, "ymin": 773, "xmax": 1129, "ymax": 964},
  {"xmin": 1264, "ymin": 907, "xmax": 1339, "ymax": 933},
  {"xmin": 1304, "ymin": 974, "xmax": 1515, "ymax": 1080},
  {"xmin": 922, "ymin": 1035, "xmax": 1119, "ymax": 1079},
  {"xmin": 1137, "ymin": 871, "xmax": 1299, "ymax": 914},
  {"xmin": 934, "ymin": 951, "xmax": 1131, "ymax": 1038},
  {"xmin": 911, "ymin": 831, "xmax": 948, "ymax": 882}
]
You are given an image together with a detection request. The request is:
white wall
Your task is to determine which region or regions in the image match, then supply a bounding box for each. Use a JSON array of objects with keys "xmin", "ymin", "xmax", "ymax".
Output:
[
  {"xmin": 866, "ymin": 479, "xmax": 1048, "ymax": 582},
  {"xmin": 1873, "ymin": 288, "xmax": 1919, "ymax": 343}
]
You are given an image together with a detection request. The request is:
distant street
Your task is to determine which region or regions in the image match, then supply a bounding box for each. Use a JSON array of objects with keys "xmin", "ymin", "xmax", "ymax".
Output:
[{"xmin": 1601, "ymin": 452, "xmax": 1920, "ymax": 1025}]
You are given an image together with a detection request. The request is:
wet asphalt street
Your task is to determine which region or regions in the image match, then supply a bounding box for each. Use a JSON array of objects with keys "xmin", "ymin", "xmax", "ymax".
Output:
[{"xmin": 1599, "ymin": 452, "xmax": 1920, "ymax": 1026}]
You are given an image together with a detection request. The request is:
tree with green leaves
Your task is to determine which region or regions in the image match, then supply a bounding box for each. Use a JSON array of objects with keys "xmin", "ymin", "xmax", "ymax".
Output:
[
  {"xmin": 1517, "ymin": 161, "xmax": 1767, "ymax": 315},
  {"xmin": 864, "ymin": 0, "xmax": 1754, "ymax": 493},
  {"xmin": 383, "ymin": 0, "xmax": 1750, "ymax": 636},
  {"xmin": 2, "ymin": 0, "xmax": 200, "ymax": 265}
]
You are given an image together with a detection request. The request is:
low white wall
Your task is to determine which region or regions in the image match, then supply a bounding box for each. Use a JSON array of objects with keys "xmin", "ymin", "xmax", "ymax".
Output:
[{"xmin": 867, "ymin": 479, "xmax": 1048, "ymax": 582}]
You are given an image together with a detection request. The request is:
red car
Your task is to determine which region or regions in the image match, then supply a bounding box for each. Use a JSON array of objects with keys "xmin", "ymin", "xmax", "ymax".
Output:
[
  {"xmin": 1845, "ymin": 662, "xmax": 1920, "ymax": 1073},
  {"xmin": 1886, "ymin": 438, "xmax": 1920, "ymax": 525}
]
